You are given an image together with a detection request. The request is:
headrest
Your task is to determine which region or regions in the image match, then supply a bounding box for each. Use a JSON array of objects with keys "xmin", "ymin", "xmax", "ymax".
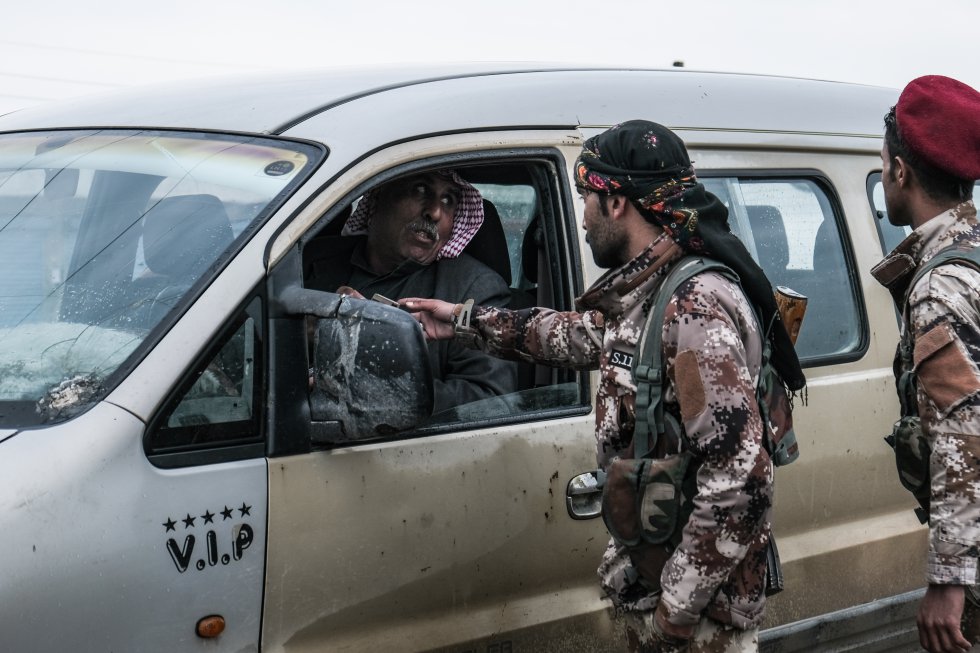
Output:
[
  {"xmin": 142, "ymin": 194, "xmax": 233, "ymax": 278},
  {"xmin": 746, "ymin": 205, "xmax": 789, "ymax": 271},
  {"xmin": 463, "ymin": 199, "xmax": 511, "ymax": 285},
  {"xmin": 521, "ymin": 216, "xmax": 543, "ymax": 284}
]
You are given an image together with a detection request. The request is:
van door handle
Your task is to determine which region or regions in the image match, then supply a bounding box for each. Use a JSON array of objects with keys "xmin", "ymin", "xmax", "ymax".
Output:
[{"xmin": 566, "ymin": 470, "xmax": 603, "ymax": 520}]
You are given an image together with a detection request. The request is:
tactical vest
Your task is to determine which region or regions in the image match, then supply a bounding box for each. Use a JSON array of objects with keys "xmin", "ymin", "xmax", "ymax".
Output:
[
  {"xmin": 600, "ymin": 255, "xmax": 799, "ymax": 594},
  {"xmin": 886, "ymin": 246, "xmax": 980, "ymax": 524}
]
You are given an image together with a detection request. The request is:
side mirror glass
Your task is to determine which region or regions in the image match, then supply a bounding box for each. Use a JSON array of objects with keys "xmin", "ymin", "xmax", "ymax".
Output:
[{"xmin": 307, "ymin": 293, "xmax": 433, "ymax": 441}]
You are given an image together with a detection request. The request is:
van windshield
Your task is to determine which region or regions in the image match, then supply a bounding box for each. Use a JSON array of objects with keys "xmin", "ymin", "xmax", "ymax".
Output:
[{"xmin": 0, "ymin": 129, "xmax": 319, "ymax": 427}]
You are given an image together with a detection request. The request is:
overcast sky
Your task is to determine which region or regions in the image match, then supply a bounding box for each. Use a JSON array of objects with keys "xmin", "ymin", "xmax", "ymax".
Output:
[{"xmin": 1, "ymin": 0, "xmax": 977, "ymax": 116}]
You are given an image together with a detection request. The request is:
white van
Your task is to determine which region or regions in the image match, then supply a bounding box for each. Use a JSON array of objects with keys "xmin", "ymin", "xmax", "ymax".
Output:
[{"xmin": 0, "ymin": 66, "xmax": 947, "ymax": 652}]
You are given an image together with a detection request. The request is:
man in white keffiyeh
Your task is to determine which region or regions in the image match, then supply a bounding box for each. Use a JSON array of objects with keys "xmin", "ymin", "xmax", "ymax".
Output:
[
  {"xmin": 342, "ymin": 170, "xmax": 485, "ymax": 267},
  {"xmin": 308, "ymin": 169, "xmax": 516, "ymax": 413}
]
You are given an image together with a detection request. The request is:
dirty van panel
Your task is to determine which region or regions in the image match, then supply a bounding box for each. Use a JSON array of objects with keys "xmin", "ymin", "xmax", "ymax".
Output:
[
  {"xmin": 0, "ymin": 402, "xmax": 269, "ymax": 652},
  {"xmin": 0, "ymin": 130, "xmax": 319, "ymax": 428}
]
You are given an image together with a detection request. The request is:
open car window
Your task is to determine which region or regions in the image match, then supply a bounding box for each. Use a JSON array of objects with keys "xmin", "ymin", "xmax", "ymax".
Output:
[{"xmin": 300, "ymin": 157, "xmax": 589, "ymax": 442}]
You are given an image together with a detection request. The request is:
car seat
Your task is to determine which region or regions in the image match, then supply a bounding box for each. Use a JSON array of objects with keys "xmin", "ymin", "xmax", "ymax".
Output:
[
  {"xmin": 746, "ymin": 205, "xmax": 791, "ymax": 284},
  {"xmin": 132, "ymin": 194, "xmax": 233, "ymax": 328}
]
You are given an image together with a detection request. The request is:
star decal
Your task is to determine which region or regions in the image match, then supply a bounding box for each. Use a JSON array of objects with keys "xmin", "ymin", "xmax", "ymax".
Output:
[
  {"xmin": 201, "ymin": 510, "xmax": 215, "ymax": 524},
  {"xmin": 239, "ymin": 502, "xmax": 251, "ymax": 517},
  {"xmin": 221, "ymin": 506, "xmax": 234, "ymax": 520},
  {"xmin": 182, "ymin": 513, "xmax": 196, "ymax": 528},
  {"xmin": 162, "ymin": 517, "xmax": 177, "ymax": 532}
]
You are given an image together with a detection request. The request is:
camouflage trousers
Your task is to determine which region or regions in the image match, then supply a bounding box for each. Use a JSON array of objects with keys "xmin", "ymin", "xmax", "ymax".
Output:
[
  {"xmin": 620, "ymin": 609, "xmax": 758, "ymax": 653},
  {"xmin": 962, "ymin": 584, "xmax": 980, "ymax": 648}
]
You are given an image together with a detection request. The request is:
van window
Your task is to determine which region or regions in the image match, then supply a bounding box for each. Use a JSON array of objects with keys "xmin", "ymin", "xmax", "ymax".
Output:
[
  {"xmin": 300, "ymin": 159, "xmax": 588, "ymax": 439},
  {"xmin": 471, "ymin": 182, "xmax": 538, "ymax": 288},
  {"xmin": 0, "ymin": 130, "xmax": 319, "ymax": 427},
  {"xmin": 147, "ymin": 298, "xmax": 264, "ymax": 459},
  {"xmin": 702, "ymin": 176, "xmax": 861, "ymax": 362},
  {"xmin": 868, "ymin": 173, "xmax": 980, "ymax": 254}
]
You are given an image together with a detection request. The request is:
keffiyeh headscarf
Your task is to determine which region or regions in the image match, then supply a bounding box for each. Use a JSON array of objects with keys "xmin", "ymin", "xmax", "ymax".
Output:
[
  {"xmin": 342, "ymin": 170, "xmax": 485, "ymax": 259},
  {"xmin": 575, "ymin": 120, "xmax": 805, "ymax": 391}
]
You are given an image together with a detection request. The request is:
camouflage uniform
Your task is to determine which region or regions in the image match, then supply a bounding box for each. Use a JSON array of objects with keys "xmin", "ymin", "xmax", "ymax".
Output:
[
  {"xmin": 872, "ymin": 201, "xmax": 980, "ymax": 587},
  {"xmin": 467, "ymin": 233, "xmax": 772, "ymax": 649}
]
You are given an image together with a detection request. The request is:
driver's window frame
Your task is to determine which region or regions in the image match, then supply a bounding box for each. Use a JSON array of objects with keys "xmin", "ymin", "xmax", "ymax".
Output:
[{"xmin": 287, "ymin": 147, "xmax": 592, "ymax": 450}]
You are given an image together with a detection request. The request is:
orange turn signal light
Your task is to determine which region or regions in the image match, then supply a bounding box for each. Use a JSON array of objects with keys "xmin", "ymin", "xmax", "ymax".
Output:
[{"xmin": 196, "ymin": 615, "xmax": 225, "ymax": 638}]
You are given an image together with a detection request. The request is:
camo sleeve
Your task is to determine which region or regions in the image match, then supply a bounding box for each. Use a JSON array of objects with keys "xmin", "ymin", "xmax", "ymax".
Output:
[
  {"xmin": 469, "ymin": 305, "xmax": 604, "ymax": 370},
  {"xmin": 909, "ymin": 266, "xmax": 980, "ymax": 585},
  {"xmin": 657, "ymin": 273, "xmax": 772, "ymax": 627}
]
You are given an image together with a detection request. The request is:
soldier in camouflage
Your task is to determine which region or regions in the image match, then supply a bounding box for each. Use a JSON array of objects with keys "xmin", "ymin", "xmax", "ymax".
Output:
[
  {"xmin": 870, "ymin": 76, "xmax": 980, "ymax": 653},
  {"xmin": 405, "ymin": 120, "xmax": 805, "ymax": 652}
]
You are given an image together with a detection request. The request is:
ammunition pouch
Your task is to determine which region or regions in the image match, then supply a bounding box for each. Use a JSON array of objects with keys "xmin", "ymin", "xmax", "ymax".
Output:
[
  {"xmin": 884, "ymin": 416, "xmax": 930, "ymax": 524},
  {"xmin": 601, "ymin": 451, "xmax": 695, "ymax": 548},
  {"xmin": 601, "ymin": 451, "xmax": 696, "ymax": 591}
]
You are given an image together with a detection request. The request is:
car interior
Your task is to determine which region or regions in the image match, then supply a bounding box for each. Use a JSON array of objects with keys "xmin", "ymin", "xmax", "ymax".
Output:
[{"xmin": 299, "ymin": 160, "xmax": 586, "ymax": 432}]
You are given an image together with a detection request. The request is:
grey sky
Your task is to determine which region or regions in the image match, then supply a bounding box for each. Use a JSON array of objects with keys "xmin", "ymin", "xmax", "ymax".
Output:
[{"xmin": 1, "ymin": 0, "xmax": 977, "ymax": 115}]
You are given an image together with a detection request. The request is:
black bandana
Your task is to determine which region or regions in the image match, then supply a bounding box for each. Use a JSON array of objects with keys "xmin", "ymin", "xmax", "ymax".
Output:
[{"xmin": 575, "ymin": 120, "xmax": 805, "ymax": 391}]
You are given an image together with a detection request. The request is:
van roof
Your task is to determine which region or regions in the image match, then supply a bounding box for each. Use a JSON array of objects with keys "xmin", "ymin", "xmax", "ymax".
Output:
[{"xmin": 0, "ymin": 65, "xmax": 898, "ymax": 141}]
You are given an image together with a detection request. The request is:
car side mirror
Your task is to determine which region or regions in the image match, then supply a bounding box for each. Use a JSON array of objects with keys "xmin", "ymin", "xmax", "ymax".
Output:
[{"xmin": 277, "ymin": 286, "xmax": 433, "ymax": 443}]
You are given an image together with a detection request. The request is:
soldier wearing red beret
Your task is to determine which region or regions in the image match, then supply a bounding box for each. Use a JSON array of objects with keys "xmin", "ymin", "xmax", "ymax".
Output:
[{"xmin": 872, "ymin": 75, "xmax": 980, "ymax": 653}]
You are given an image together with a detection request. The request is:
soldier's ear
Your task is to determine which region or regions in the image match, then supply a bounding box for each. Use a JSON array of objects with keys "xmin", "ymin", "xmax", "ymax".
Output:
[
  {"xmin": 608, "ymin": 194, "xmax": 631, "ymax": 219},
  {"xmin": 892, "ymin": 155, "xmax": 910, "ymax": 188}
]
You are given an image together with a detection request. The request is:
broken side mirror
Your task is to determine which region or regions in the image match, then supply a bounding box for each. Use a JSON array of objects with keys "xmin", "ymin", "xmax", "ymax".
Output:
[{"xmin": 277, "ymin": 286, "xmax": 433, "ymax": 444}]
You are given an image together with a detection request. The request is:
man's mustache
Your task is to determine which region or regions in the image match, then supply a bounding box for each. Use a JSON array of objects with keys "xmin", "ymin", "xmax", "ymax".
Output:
[{"xmin": 407, "ymin": 218, "xmax": 439, "ymax": 240}]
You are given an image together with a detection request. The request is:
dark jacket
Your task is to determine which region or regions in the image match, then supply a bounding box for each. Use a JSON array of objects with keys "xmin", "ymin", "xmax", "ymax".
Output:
[{"xmin": 307, "ymin": 235, "xmax": 517, "ymax": 414}]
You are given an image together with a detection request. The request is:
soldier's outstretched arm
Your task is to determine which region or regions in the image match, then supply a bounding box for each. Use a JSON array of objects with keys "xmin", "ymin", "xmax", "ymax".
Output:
[
  {"xmin": 403, "ymin": 297, "xmax": 603, "ymax": 369},
  {"xmin": 402, "ymin": 298, "xmax": 457, "ymax": 340}
]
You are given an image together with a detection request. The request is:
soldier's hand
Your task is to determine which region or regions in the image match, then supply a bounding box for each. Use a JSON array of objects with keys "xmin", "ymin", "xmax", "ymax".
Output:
[
  {"xmin": 401, "ymin": 298, "xmax": 457, "ymax": 340},
  {"xmin": 918, "ymin": 584, "xmax": 972, "ymax": 653}
]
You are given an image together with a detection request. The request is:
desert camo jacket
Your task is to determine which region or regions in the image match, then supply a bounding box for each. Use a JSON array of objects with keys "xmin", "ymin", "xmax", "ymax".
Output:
[
  {"xmin": 465, "ymin": 234, "xmax": 772, "ymax": 629},
  {"xmin": 872, "ymin": 200, "xmax": 980, "ymax": 586}
]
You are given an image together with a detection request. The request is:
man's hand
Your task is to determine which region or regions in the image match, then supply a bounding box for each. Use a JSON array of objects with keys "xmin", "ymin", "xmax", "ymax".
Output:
[
  {"xmin": 918, "ymin": 583, "xmax": 972, "ymax": 653},
  {"xmin": 400, "ymin": 297, "xmax": 457, "ymax": 340},
  {"xmin": 336, "ymin": 285, "xmax": 365, "ymax": 300},
  {"xmin": 653, "ymin": 600, "xmax": 695, "ymax": 646}
]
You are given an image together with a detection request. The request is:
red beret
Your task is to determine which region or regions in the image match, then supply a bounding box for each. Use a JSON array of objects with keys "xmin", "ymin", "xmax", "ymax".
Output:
[{"xmin": 896, "ymin": 75, "xmax": 980, "ymax": 181}]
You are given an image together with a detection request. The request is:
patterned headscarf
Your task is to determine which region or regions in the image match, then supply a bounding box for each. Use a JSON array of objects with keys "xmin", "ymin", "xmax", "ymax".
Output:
[
  {"xmin": 342, "ymin": 170, "xmax": 484, "ymax": 259},
  {"xmin": 575, "ymin": 120, "xmax": 805, "ymax": 391}
]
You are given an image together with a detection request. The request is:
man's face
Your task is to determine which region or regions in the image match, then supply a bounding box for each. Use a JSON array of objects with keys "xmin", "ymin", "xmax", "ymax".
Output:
[
  {"xmin": 368, "ymin": 173, "xmax": 460, "ymax": 270},
  {"xmin": 881, "ymin": 141, "xmax": 912, "ymax": 227},
  {"xmin": 579, "ymin": 187, "xmax": 629, "ymax": 269}
]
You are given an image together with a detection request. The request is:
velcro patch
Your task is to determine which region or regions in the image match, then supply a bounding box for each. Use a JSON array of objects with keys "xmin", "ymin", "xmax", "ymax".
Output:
[
  {"xmin": 675, "ymin": 349, "xmax": 707, "ymax": 421},
  {"xmin": 915, "ymin": 322, "xmax": 980, "ymax": 415},
  {"xmin": 609, "ymin": 349, "xmax": 634, "ymax": 371}
]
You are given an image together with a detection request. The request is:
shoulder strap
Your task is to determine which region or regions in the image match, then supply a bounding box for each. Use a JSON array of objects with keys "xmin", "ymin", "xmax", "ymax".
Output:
[
  {"xmin": 904, "ymin": 246, "xmax": 980, "ymax": 306},
  {"xmin": 633, "ymin": 256, "xmax": 739, "ymax": 458}
]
